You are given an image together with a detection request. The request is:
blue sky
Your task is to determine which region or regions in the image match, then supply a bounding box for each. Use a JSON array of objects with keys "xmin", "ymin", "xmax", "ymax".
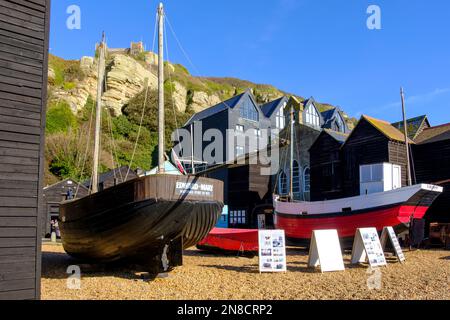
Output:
[{"xmin": 50, "ymin": 0, "xmax": 450, "ymax": 124}]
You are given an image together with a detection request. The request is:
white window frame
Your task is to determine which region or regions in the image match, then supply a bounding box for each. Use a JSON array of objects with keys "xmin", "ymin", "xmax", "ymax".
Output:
[
  {"xmin": 303, "ymin": 167, "xmax": 311, "ymax": 193},
  {"xmin": 305, "ymin": 104, "xmax": 320, "ymax": 128}
]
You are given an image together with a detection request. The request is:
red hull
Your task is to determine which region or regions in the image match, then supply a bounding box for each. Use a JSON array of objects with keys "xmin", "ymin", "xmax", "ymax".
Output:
[
  {"xmin": 276, "ymin": 205, "xmax": 428, "ymax": 241},
  {"xmin": 197, "ymin": 228, "xmax": 259, "ymax": 253}
]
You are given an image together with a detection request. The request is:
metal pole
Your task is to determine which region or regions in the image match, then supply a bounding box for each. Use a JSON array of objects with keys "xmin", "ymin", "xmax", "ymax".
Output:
[
  {"xmin": 157, "ymin": 3, "xmax": 165, "ymax": 173},
  {"xmin": 92, "ymin": 32, "xmax": 106, "ymax": 194},
  {"xmin": 289, "ymin": 106, "xmax": 294, "ymax": 199},
  {"xmin": 401, "ymin": 87, "xmax": 412, "ymax": 186},
  {"xmin": 190, "ymin": 123, "xmax": 195, "ymax": 175}
]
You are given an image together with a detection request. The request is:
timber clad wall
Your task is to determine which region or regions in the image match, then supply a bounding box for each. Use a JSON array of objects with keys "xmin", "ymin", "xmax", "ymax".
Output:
[
  {"xmin": 0, "ymin": 0, "xmax": 50, "ymax": 300},
  {"xmin": 310, "ymin": 132, "xmax": 344, "ymax": 201},
  {"xmin": 342, "ymin": 118, "xmax": 408, "ymax": 197}
]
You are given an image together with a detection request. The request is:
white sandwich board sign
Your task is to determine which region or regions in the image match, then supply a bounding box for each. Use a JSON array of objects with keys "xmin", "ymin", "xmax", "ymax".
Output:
[
  {"xmin": 258, "ymin": 230, "xmax": 287, "ymax": 273},
  {"xmin": 308, "ymin": 230, "xmax": 345, "ymax": 273},
  {"xmin": 380, "ymin": 227, "xmax": 406, "ymax": 263},
  {"xmin": 351, "ymin": 228, "xmax": 387, "ymax": 267}
]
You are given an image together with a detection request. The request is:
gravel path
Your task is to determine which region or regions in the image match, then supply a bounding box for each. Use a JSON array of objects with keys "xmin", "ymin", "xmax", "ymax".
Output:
[{"xmin": 41, "ymin": 244, "xmax": 449, "ymax": 300}]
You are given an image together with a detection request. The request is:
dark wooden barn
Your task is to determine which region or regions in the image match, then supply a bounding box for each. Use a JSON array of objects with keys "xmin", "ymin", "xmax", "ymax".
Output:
[
  {"xmin": 0, "ymin": 0, "xmax": 51, "ymax": 300},
  {"xmin": 341, "ymin": 115, "xmax": 412, "ymax": 197},
  {"xmin": 413, "ymin": 123, "xmax": 450, "ymax": 225},
  {"xmin": 309, "ymin": 129, "xmax": 348, "ymax": 201},
  {"xmin": 83, "ymin": 166, "xmax": 138, "ymax": 192},
  {"xmin": 42, "ymin": 179, "xmax": 89, "ymax": 238}
]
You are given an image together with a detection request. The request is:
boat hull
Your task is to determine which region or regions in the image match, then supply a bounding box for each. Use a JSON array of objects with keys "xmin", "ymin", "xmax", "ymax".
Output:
[
  {"xmin": 59, "ymin": 175, "xmax": 223, "ymax": 270},
  {"xmin": 197, "ymin": 228, "xmax": 259, "ymax": 256},
  {"xmin": 274, "ymin": 184, "xmax": 442, "ymax": 245}
]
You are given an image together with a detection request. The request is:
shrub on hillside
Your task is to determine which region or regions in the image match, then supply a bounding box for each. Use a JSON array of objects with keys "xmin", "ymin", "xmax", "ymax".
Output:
[{"xmin": 46, "ymin": 101, "xmax": 78, "ymax": 134}]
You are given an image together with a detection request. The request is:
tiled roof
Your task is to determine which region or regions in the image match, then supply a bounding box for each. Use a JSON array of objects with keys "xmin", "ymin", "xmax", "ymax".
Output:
[
  {"xmin": 184, "ymin": 91, "xmax": 247, "ymax": 126},
  {"xmin": 363, "ymin": 115, "xmax": 415, "ymax": 143},
  {"xmin": 391, "ymin": 115, "xmax": 429, "ymax": 140},
  {"xmin": 415, "ymin": 123, "xmax": 450, "ymax": 144}
]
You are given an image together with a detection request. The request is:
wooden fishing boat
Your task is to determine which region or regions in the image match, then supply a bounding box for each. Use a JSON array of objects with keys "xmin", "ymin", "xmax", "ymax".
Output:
[
  {"xmin": 60, "ymin": 175, "xmax": 223, "ymax": 267},
  {"xmin": 197, "ymin": 228, "xmax": 259, "ymax": 256},
  {"xmin": 59, "ymin": 3, "xmax": 224, "ymax": 273},
  {"xmin": 274, "ymin": 184, "xmax": 442, "ymax": 245}
]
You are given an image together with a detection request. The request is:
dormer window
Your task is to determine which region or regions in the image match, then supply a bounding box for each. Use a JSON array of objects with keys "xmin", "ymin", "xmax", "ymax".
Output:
[
  {"xmin": 240, "ymin": 99, "xmax": 259, "ymax": 122},
  {"xmin": 335, "ymin": 113, "xmax": 345, "ymax": 133},
  {"xmin": 305, "ymin": 104, "xmax": 320, "ymax": 128}
]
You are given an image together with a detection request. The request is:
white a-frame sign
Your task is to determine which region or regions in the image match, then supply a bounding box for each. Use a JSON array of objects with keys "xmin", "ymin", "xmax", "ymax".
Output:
[
  {"xmin": 351, "ymin": 228, "xmax": 387, "ymax": 267},
  {"xmin": 380, "ymin": 227, "xmax": 406, "ymax": 263},
  {"xmin": 308, "ymin": 230, "xmax": 345, "ymax": 273}
]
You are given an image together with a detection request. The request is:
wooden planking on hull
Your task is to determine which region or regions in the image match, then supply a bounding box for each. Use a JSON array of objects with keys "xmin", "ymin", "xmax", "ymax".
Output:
[{"xmin": 59, "ymin": 174, "xmax": 224, "ymax": 269}]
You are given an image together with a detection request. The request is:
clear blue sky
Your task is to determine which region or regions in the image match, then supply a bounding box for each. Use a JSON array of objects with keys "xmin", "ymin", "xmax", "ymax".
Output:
[{"xmin": 50, "ymin": 0, "xmax": 450, "ymax": 125}]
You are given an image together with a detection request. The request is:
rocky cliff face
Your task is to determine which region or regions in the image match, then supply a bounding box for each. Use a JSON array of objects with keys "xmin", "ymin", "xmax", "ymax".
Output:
[
  {"xmin": 48, "ymin": 52, "xmax": 235, "ymax": 116},
  {"xmin": 102, "ymin": 54, "xmax": 158, "ymax": 115}
]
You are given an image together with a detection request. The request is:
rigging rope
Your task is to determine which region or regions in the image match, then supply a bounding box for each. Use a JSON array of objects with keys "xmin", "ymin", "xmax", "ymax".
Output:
[{"xmin": 125, "ymin": 81, "xmax": 150, "ymax": 181}]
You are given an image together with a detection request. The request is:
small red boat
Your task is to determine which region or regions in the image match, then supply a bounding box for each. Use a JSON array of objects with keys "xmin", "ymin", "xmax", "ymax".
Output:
[{"xmin": 197, "ymin": 228, "xmax": 259, "ymax": 255}]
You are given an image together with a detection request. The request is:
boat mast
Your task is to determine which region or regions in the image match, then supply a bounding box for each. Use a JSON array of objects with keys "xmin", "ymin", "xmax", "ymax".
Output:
[
  {"xmin": 92, "ymin": 32, "xmax": 106, "ymax": 194},
  {"xmin": 401, "ymin": 87, "xmax": 412, "ymax": 186},
  {"xmin": 157, "ymin": 3, "xmax": 165, "ymax": 173},
  {"xmin": 190, "ymin": 123, "xmax": 195, "ymax": 174},
  {"xmin": 289, "ymin": 105, "xmax": 294, "ymax": 200}
]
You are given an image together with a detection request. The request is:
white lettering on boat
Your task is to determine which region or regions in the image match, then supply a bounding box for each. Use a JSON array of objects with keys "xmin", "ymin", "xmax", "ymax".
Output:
[{"xmin": 176, "ymin": 182, "xmax": 214, "ymax": 197}]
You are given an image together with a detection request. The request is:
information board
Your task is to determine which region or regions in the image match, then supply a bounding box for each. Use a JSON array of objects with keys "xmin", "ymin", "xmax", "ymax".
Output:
[
  {"xmin": 308, "ymin": 230, "xmax": 345, "ymax": 273},
  {"xmin": 380, "ymin": 227, "xmax": 406, "ymax": 263},
  {"xmin": 351, "ymin": 228, "xmax": 387, "ymax": 267},
  {"xmin": 258, "ymin": 230, "xmax": 287, "ymax": 273}
]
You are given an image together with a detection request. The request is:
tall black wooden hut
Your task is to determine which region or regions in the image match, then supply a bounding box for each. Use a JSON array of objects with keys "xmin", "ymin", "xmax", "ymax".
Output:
[
  {"xmin": 0, "ymin": 0, "xmax": 51, "ymax": 299},
  {"xmin": 341, "ymin": 115, "xmax": 412, "ymax": 197},
  {"xmin": 309, "ymin": 129, "xmax": 348, "ymax": 201},
  {"xmin": 413, "ymin": 123, "xmax": 450, "ymax": 225}
]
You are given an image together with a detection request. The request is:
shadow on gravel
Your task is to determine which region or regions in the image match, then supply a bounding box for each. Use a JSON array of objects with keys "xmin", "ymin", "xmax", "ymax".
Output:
[
  {"xmin": 199, "ymin": 264, "xmax": 259, "ymax": 274},
  {"xmin": 41, "ymin": 250, "xmax": 160, "ymax": 281}
]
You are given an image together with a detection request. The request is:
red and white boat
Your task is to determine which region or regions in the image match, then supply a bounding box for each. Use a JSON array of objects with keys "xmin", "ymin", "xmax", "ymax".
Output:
[{"xmin": 274, "ymin": 184, "xmax": 443, "ymax": 244}]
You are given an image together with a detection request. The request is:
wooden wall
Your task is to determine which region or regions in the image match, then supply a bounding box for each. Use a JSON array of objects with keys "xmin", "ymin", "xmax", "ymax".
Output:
[
  {"xmin": 310, "ymin": 133, "xmax": 344, "ymax": 201},
  {"xmin": 0, "ymin": 0, "xmax": 50, "ymax": 300},
  {"xmin": 342, "ymin": 118, "xmax": 390, "ymax": 197},
  {"xmin": 413, "ymin": 140, "xmax": 450, "ymax": 224},
  {"xmin": 42, "ymin": 180, "xmax": 89, "ymax": 237},
  {"xmin": 342, "ymin": 118, "xmax": 410, "ymax": 197}
]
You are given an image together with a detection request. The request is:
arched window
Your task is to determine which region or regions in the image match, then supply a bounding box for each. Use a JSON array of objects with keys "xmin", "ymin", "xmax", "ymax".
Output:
[
  {"xmin": 279, "ymin": 171, "xmax": 288, "ymax": 195},
  {"xmin": 240, "ymin": 99, "xmax": 259, "ymax": 122},
  {"xmin": 292, "ymin": 161, "xmax": 300, "ymax": 193},
  {"xmin": 305, "ymin": 104, "xmax": 320, "ymax": 128},
  {"xmin": 276, "ymin": 107, "xmax": 285, "ymax": 129},
  {"xmin": 303, "ymin": 167, "xmax": 311, "ymax": 193}
]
